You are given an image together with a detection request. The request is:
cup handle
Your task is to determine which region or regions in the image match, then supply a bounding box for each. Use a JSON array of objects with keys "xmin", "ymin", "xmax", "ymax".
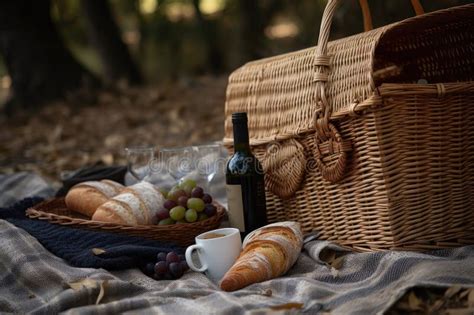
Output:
[{"xmin": 185, "ymin": 244, "xmax": 208, "ymax": 272}]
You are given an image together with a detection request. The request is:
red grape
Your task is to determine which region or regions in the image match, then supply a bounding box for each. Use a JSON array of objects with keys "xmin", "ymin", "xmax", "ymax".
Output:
[
  {"xmin": 156, "ymin": 208, "xmax": 170, "ymax": 221},
  {"xmin": 157, "ymin": 252, "xmax": 167, "ymax": 262},
  {"xmin": 166, "ymin": 251, "xmax": 180, "ymax": 264},
  {"xmin": 177, "ymin": 196, "xmax": 189, "ymax": 208},
  {"xmin": 167, "ymin": 189, "xmax": 187, "ymax": 201},
  {"xmin": 169, "ymin": 262, "xmax": 184, "ymax": 278},
  {"xmin": 154, "ymin": 261, "xmax": 168, "ymax": 275},
  {"xmin": 204, "ymin": 204, "xmax": 217, "ymax": 217},
  {"xmin": 191, "ymin": 187, "xmax": 204, "ymax": 198},
  {"xmin": 164, "ymin": 200, "xmax": 177, "ymax": 210},
  {"xmin": 202, "ymin": 194, "xmax": 212, "ymax": 204},
  {"xmin": 145, "ymin": 262, "xmax": 155, "ymax": 275}
]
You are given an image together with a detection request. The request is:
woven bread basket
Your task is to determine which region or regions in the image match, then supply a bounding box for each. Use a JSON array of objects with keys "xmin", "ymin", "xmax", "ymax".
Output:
[
  {"xmin": 223, "ymin": 1, "xmax": 474, "ymax": 251},
  {"xmin": 26, "ymin": 198, "xmax": 225, "ymax": 247}
]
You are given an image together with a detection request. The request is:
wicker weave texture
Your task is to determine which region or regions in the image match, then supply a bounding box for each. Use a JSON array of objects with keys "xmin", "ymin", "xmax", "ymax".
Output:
[
  {"xmin": 224, "ymin": 4, "xmax": 474, "ymax": 146},
  {"xmin": 26, "ymin": 198, "xmax": 225, "ymax": 247},
  {"xmin": 251, "ymin": 84, "xmax": 474, "ymax": 251},
  {"xmin": 223, "ymin": 2, "xmax": 474, "ymax": 251}
]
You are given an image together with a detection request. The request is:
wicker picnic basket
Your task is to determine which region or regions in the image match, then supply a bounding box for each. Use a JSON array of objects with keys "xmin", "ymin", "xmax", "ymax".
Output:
[{"xmin": 223, "ymin": 0, "xmax": 474, "ymax": 251}]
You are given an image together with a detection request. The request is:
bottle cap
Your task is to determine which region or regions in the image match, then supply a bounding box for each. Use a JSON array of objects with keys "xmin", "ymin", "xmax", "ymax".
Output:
[{"xmin": 232, "ymin": 112, "xmax": 248, "ymax": 122}]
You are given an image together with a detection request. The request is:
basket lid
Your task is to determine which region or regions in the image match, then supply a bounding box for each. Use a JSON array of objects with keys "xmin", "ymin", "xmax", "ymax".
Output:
[{"xmin": 223, "ymin": 4, "xmax": 473, "ymax": 146}]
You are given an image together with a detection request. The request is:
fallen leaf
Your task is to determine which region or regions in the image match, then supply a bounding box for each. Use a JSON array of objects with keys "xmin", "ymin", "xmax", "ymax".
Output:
[
  {"xmin": 319, "ymin": 248, "xmax": 336, "ymax": 264},
  {"xmin": 269, "ymin": 303, "xmax": 304, "ymax": 311},
  {"xmin": 96, "ymin": 280, "xmax": 107, "ymax": 305},
  {"xmin": 408, "ymin": 291, "xmax": 423, "ymax": 311},
  {"xmin": 460, "ymin": 289, "xmax": 470, "ymax": 299},
  {"xmin": 468, "ymin": 289, "xmax": 474, "ymax": 307},
  {"xmin": 69, "ymin": 278, "xmax": 106, "ymax": 305},
  {"xmin": 429, "ymin": 299, "xmax": 446, "ymax": 313},
  {"xmin": 92, "ymin": 248, "xmax": 106, "ymax": 255},
  {"xmin": 445, "ymin": 286, "xmax": 463, "ymax": 299},
  {"xmin": 330, "ymin": 256, "xmax": 344, "ymax": 270},
  {"xmin": 446, "ymin": 307, "xmax": 474, "ymax": 315},
  {"xmin": 69, "ymin": 278, "xmax": 99, "ymax": 291}
]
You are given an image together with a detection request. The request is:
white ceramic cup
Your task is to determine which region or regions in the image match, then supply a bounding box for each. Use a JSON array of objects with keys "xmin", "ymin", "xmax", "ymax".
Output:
[{"xmin": 185, "ymin": 228, "xmax": 241, "ymax": 282}]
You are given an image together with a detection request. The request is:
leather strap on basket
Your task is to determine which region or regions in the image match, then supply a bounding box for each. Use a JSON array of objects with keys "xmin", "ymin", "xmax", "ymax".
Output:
[
  {"xmin": 312, "ymin": 0, "xmax": 352, "ymax": 183},
  {"xmin": 360, "ymin": 0, "xmax": 425, "ymax": 32}
]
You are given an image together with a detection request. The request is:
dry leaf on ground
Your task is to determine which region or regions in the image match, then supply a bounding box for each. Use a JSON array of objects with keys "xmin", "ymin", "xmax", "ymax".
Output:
[{"xmin": 68, "ymin": 278, "xmax": 107, "ymax": 305}]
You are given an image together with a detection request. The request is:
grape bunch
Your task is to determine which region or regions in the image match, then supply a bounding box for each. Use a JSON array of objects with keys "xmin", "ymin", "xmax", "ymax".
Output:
[
  {"xmin": 156, "ymin": 179, "xmax": 217, "ymax": 225},
  {"xmin": 143, "ymin": 251, "xmax": 189, "ymax": 280}
]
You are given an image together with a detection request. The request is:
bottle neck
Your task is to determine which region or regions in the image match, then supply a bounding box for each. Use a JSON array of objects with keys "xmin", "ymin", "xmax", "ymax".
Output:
[{"xmin": 233, "ymin": 122, "xmax": 251, "ymax": 153}]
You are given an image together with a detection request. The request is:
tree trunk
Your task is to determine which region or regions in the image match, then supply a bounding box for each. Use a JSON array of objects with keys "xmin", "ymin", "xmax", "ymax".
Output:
[
  {"xmin": 239, "ymin": 0, "xmax": 265, "ymax": 61},
  {"xmin": 0, "ymin": 0, "xmax": 98, "ymax": 112},
  {"xmin": 81, "ymin": 0, "xmax": 143, "ymax": 86},
  {"xmin": 192, "ymin": 0, "xmax": 224, "ymax": 73}
]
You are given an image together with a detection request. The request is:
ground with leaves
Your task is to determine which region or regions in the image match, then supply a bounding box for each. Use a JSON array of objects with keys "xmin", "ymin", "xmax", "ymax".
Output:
[
  {"xmin": 0, "ymin": 75, "xmax": 227, "ymax": 185},
  {"xmin": 388, "ymin": 286, "xmax": 474, "ymax": 315},
  {"xmin": 1, "ymin": 76, "xmax": 472, "ymax": 314}
]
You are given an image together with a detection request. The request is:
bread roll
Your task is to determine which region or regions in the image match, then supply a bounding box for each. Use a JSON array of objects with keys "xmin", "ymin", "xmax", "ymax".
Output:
[
  {"xmin": 65, "ymin": 180, "xmax": 124, "ymax": 217},
  {"xmin": 219, "ymin": 221, "xmax": 303, "ymax": 291},
  {"xmin": 92, "ymin": 182, "xmax": 164, "ymax": 225}
]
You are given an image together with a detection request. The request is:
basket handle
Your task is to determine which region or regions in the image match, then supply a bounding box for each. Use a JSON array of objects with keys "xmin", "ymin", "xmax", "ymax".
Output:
[
  {"xmin": 314, "ymin": 0, "xmax": 427, "ymax": 130},
  {"xmin": 311, "ymin": 0, "xmax": 350, "ymax": 182},
  {"xmin": 313, "ymin": 0, "xmax": 426, "ymax": 138},
  {"xmin": 360, "ymin": 0, "xmax": 425, "ymax": 32},
  {"xmin": 312, "ymin": 0, "xmax": 424, "ymax": 183}
]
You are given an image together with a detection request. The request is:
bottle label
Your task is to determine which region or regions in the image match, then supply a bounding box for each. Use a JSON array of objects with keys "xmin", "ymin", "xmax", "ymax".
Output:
[{"xmin": 226, "ymin": 184, "xmax": 245, "ymax": 232}]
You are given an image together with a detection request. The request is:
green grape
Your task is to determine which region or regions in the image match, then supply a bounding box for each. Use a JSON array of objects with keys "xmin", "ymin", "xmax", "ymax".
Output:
[
  {"xmin": 180, "ymin": 179, "xmax": 197, "ymax": 189},
  {"xmin": 180, "ymin": 183, "xmax": 194, "ymax": 195},
  {"xmin": 176, "ymin": 220, "xmax": 187, "ymax": 224},
  {"xmin": 158, "ymin": 218, "xmax": 175, "ymax": 225},
  {"xmin": 185, "ymin": 209, "xmax": 198, "ymax": 222},
  {"xmin": 187, "ymin": 198, "xmax": 205, "ymax": 212},
  {"xmin": 169, "ymin": 206, "xmax": 186, "ymax": 221},
  {"xmin": 198, "ymin": 213, "xmax": 208, "ymax": 221}
]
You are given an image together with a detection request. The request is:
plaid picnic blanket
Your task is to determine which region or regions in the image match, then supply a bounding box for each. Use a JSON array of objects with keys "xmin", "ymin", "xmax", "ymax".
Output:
[{"xmin": 1, "ymin": 172, "xmax": 474, "ymax": 314}]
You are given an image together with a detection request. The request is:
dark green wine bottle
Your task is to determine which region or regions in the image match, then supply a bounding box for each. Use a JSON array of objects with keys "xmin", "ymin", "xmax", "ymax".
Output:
[{"xmin": 226, "ymin": 112, "xmax": 267, "ymax": 239}]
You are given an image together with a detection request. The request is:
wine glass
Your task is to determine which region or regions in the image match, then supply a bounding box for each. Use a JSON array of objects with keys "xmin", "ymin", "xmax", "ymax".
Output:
[
  {"xmin": 195, "ymin": 143, "xmax": 221, "ymax": 190},
  {"xmin": 125, "ymin": 146, "xmax": 155, "ymax": 182},
  {"xmin": 160, "ymin": 146, "xmax": 196, "ymax": 184}
]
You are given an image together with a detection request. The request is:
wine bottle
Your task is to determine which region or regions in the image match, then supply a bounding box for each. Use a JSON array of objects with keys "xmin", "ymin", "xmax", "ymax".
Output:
[{"xmin": 226, "ymin": 112, "xmax": 267, "ymax": 239}]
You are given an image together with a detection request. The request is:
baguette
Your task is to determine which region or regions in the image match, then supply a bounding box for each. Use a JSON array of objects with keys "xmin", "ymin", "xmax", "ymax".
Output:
[
  {"xmin": 219, "ymin": 221, "xmax": 303, "ymax": 291},
  {"xmin": 65, "ymin": 180, "xmax": 124, "ymax": 217},
  {"xmin": 92, "ymin": 181, "xmax": 164, "ymax": 225}
]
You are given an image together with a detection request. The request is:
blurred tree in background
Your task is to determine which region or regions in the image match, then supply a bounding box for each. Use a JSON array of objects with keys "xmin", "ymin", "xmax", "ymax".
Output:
[{"xmin": 0, "ymin": 0, "xmax": 471, "ymax": 113}]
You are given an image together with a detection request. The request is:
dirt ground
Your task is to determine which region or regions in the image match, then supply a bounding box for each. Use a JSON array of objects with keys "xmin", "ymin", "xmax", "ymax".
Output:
[{"xmin": 0, "ymin": 75, "xmax": 228, "ymax": 184}]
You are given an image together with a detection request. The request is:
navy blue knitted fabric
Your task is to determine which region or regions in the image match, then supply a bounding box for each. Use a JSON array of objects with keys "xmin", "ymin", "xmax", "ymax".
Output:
[{"xmin": 0, "ymin": 197, "xmax": 183, "ymax": 270}]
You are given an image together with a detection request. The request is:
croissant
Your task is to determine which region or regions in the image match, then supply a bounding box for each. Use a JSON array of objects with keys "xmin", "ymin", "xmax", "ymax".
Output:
[
  {"xmin": 65, "ymin": 180, "xmax": 124, "ymax": 217},
  {"xmin": 219, "ymin": 221, "xmax": 303, "ymax": 292},
  {"xmin": 92, "ymin": 181, "xmax": 164, "ymax": 225}
]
